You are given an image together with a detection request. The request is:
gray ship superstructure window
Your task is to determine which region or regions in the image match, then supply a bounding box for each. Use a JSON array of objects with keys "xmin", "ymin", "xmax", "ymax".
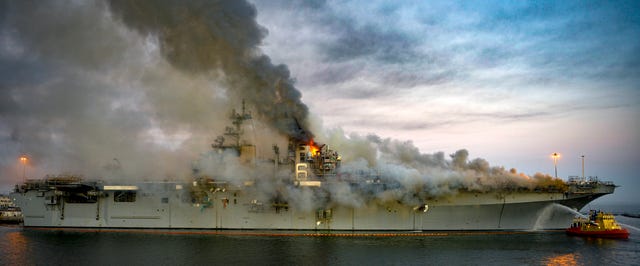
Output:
[
  {"xmin": 64, "ymin": 193, "xmax": 98, "ymax": 203},
  {"xmin": 114, "ymin": 191, "xmax": 136, "ymax": 202}
]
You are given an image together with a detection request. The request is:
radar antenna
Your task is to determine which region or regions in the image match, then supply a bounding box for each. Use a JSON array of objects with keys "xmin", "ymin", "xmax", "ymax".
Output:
[{"xmin": 212, "ymin": 100, "xmax": 252, "ymax": 152}]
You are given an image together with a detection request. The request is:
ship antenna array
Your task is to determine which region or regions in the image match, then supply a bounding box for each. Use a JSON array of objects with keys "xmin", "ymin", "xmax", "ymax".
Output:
[{"xmin": 220, "ymin": 100, "xmax": 252, "ymax": 151}]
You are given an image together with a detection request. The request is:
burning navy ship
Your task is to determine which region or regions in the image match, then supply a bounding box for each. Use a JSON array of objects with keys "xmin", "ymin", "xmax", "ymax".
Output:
[{"xmin": 10, "ymin": 103, "xmax": 616, "ymax": 231}]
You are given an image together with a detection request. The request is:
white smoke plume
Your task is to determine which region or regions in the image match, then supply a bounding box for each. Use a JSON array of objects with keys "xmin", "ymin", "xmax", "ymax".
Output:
[
  {"xmin": 304, "ymin": 129, "xmax": 564, "ymax": 209},
  {"xmin": 190, "ymin": 125, "xmax": 563, "ymax": 212}
]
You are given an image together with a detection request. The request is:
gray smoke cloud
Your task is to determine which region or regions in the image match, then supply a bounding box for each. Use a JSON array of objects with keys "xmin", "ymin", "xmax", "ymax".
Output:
[
  {"xmin": 190, "ymin": 126, "xmax": 563, "ymax": 213},
  {"xmin": 106, "ymin": 0, "xmax": 311, "ymax": 139},
  {"xmin": 306, "ymin": 129, "xmax": 563, "ymax": 210},
  {"xmin": 0, "ymin": 0, "xmax": 302, "ymax": 189}
]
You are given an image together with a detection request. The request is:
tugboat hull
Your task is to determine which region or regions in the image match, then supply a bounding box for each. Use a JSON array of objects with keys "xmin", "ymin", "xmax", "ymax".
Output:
[{"xmin": 566, "ymin": 227, "xmax": 629, "ymax": 239}]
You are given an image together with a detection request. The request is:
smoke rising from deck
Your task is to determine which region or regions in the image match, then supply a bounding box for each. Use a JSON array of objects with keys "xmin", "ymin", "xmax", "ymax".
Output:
[
  {"xmin": 106, "ymin": 0, "xmax": 311, "ymax": 140},
  {"xmin": 303, "ymin": 130, "xmax": 564, "ymax": 210},
  {"xmin": 0, "ymin": 0, "xmax": 309, "ymax": 188},
  {"xmin": 192, "ymin": 127, "xmax": 563, "ymax": 212}
]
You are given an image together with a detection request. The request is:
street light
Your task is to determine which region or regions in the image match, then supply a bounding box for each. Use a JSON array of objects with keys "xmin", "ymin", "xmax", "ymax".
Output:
[
  {"xmin": 581, "ymin": 155, "xmax": 585, "ymax": 180},
  {"xmin": 19, "ymin": 155, "xmax": 28, "ymax": 183},
  {"xmin": 551, "ymin": 152, "xmax": 560, "ymax": 178}
]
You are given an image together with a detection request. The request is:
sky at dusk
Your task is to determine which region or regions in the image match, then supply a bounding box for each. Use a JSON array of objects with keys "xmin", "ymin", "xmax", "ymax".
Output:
[
  {"xmin": 0, "ymin": 1, "xmax": 638, "ymax": 204},
  {"xmin": 252, "ymin": 0, "xmax": 640, "ymax": 204}
]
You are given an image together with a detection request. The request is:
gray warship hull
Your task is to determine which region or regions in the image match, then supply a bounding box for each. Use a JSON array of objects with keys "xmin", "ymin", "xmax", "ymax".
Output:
[{"xmin": 10, "ymin": 179, "xmax": 614, "ymax": 231}]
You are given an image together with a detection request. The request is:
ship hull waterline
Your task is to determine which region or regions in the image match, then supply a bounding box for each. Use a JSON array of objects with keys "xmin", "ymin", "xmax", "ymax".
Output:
[{"xmin": 11, "ymin": 188, "xmax": 609, "ymax": 232}]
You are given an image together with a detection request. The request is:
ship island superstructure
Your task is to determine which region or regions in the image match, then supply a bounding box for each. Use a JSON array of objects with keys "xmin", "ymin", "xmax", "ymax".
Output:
[{"xmin": 10, "ymin": 103, "xmax": 617, "ymax": 231}]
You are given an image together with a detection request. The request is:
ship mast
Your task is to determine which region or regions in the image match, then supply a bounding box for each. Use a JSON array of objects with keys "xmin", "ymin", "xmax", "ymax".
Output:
[{"xmin": 212, "ymin": 100, "xmax": 252, "ymax": 153}]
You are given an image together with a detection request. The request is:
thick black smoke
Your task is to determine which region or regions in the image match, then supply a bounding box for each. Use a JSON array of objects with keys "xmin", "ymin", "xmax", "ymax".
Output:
[{"xmin": 107, "ymin": 0, "xmax": 312, "ymax": 140}]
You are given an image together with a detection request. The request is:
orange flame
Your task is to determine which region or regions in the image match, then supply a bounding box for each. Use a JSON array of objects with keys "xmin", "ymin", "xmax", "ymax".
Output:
[{"xmin": 309, "ymin": 139, "xmax": 320, "ymax": 155}]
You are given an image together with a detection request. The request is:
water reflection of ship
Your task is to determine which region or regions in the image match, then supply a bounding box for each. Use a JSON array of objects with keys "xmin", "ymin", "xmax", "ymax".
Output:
[
  {"xmin": 544, "ymin": 253, "xmax": 579, "ymax": 266},
  {"xmin": 10, "ymin": 103, "xmax": 618, "ymax": 231}
]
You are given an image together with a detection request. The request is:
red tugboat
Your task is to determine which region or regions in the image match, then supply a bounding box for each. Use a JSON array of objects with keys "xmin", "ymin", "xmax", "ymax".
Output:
[{"xmin": 566, "ymin": 210, "xmax": 629, "ymax": 239}]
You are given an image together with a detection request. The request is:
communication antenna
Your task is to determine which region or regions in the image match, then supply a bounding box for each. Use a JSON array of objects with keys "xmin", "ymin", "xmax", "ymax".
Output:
[{"xmin": 222, "ymin": 100, "xmax": 252, "ymax": 151}]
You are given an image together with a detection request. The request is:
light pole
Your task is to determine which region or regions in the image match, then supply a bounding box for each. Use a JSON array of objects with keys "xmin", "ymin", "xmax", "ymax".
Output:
[
  {"xmin": 551, "ymin": 152, "xmax": 560, "ymax": 178},
  {"xmin": 19, "ymin": 155, "xmax": 28, "ymax": 183},
  {"xmin": 581, "ymin": 155, "xmax": 585, "ymax": 180}
]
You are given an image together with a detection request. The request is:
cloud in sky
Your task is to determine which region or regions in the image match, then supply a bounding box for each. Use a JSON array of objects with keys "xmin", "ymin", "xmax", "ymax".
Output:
[
  {"xmin": 253, "ymin": 0, "xmax": 639, "ymax": 127},
  {"xmin": 252, "ymin": 0, "xmax": 640, "ymax": 202}
]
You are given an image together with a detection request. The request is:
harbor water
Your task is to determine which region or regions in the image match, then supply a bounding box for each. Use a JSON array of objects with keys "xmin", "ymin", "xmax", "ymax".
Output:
[{"xmin": 1, "ymin": 212, "xmax": 638, "ymax": 265}]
